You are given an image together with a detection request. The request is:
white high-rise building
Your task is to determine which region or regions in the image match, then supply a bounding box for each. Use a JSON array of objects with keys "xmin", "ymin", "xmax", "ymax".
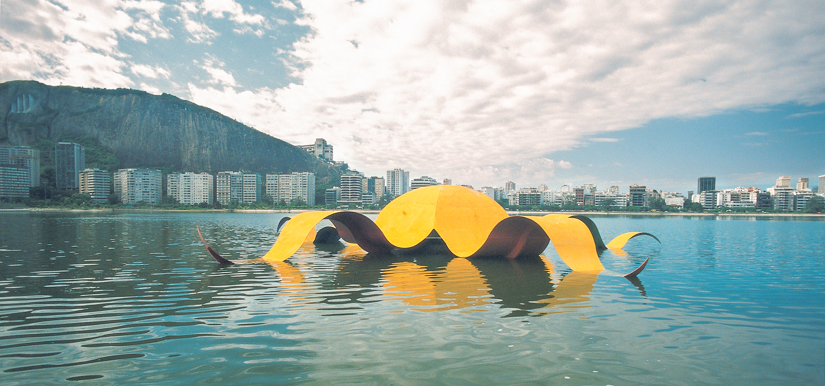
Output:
[
  {"xmin": 216, "ymin": 171, "xmax": 243, "ymax": 205},
  {"xmin": 168, "ymin": 172, "xmax": 213, "ymax": 205},
  {"xmin": 265, "ymin": 174, "xmax": 278, "ymax": 200},
  {"xmin": 820, "ymin": 175, "xmax": 825, "ymax": 194},
  {"xmin": 79, "ymin": 168, "xmax": 110, "ymax": 203},
  {"xmin": 339, "ymin": 172, "xmax": 363, "ymax": 205},
  {"xmin": 242, "ymin": 173, "xmax": 262, "ymax": 203},
  {"xmin": 114, "ymin": 168, "xmax": 162, "ymax": 205},
  {"xmin": 386, "ymin": 169, "xmax": 410, "ymax": 198},
  {"xmin": 274, "ymin": 172, "xmax": 315, "ymax": 206},
  {"xmin": 796, "ymin": 178, "xmax": 809, "ymax": 192}
]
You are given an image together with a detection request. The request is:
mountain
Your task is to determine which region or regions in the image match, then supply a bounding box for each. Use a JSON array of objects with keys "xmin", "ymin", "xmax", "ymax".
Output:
[{"xmin": 0, "ymin": 80, "xmax": 341, "ymax": 181}]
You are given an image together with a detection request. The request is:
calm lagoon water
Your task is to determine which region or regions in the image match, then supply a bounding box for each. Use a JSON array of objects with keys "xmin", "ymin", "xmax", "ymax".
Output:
[{"xmin": 0, "ymin": 211, "xmax": 823, "ymax": 385}]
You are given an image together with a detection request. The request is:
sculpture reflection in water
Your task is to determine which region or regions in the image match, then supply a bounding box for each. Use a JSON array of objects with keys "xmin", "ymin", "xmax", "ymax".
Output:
[{"xmin": 197, "ymin": 185, "xmax": 658, "ymax": 315}]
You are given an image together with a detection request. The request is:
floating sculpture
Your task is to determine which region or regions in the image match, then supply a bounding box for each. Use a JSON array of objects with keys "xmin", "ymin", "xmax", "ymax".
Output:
[{"xmin": 198, "ymin": 185, "xmax": 658, "ymax": 277}]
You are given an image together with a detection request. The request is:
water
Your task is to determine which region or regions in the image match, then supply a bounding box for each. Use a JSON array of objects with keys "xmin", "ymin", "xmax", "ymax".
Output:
[{"xmin": 0, "ymin": 211, "xmax": 823, "ymax": 385}]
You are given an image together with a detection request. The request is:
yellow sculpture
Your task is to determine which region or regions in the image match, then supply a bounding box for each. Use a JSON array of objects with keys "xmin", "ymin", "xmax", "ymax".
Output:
[{"xmin": 197, "ymin": 185, "xmax": 658, "ymax": 277}]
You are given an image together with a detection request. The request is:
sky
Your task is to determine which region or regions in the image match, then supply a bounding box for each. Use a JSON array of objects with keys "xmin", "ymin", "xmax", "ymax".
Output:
[{"xmin": 1, "ymin": 0, "xmax": 823, "ymax": 194}]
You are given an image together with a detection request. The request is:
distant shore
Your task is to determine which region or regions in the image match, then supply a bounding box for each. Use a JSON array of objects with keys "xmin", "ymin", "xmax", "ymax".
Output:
[{"xmin": 4, "ymin": 207, "xmax": 823, "ymax": 218}]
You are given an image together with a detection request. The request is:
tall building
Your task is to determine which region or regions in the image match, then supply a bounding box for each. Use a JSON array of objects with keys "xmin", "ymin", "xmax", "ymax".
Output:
[
  {"xmin": 775, "ymin": 176, "xmax": 791, "ymax": 188},
  {"xmin": 113, "ymin": 168, "xmax": 162, "ymax": 205},
  {"xmin": 629, "ymin": 185, "xmax": 647, "ymax": 207},
  {"xmin": 168, "ymin": 172, "xmax": 214, "ymax": 205},
  {"xmin": 55, "ymin": 142, "xmax": 84, "ymax": 189},
  {"xmin": 796, "ymin": 178, "xmax": 809, "ymax": 191},
  {"xmin": 325, "ymin": 186, "xmax": 341, "ymax": 206},
  {"xmin": 265, "ymin": 174, "xmax": 278, "ymax": 200},
  {"xmin": 505, "ymin": 181, "xmax": 516, "ymax": 194},
  {"xmin": 386, "ymin": 169, "xmax": 410, "ymax": 198},
  {"xmin": 300, "ymin": 138, "xmax": 333, "ymax": 161},
  {"xmin": 362, "ymin": 176, "xmax": 385, "ymax": 199},
  {"xmin": 275, "ymin": 172, "xmax": 315, "ymax": 206},
  {"xmin": 574, "ymin": 187, "xmax": 585, "ymax": 206},
  {"xmin": 0, "ymin": 165, "xmax": 30, "ymax": 198},
  {"xmin": 216, "ymin": 171, "xmax": 243, "ymax": 205},
  {"xmin": 339, "ymin": 172, "xmax": 363, "ymax": 205},
  {"xmin": 79, "ymin": 168, "xmax": 110, "ymax": 203},
  {"xmin": 411, "ymin": 176, "xmax": 438, "ymax": 190},
  {"xmin": 242, "ymin": 173, "xmax": 262, "ymax": 203},
  {"xmin": 697, "ymin": 177, "xmax": 716, "ymax": 193},
  {"xmin": 820, "ymin": 175, "xmax": 825, "ymax": 194},
  {"xmin": 0, "ymin": 145, "xmax": 40, "ymax": 187}
]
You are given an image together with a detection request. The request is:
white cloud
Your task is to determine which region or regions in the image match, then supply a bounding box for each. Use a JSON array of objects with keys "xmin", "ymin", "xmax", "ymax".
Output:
[
  {"xmin": 131, "ymin": 64, "xmax": 170, "ymax": 79},
  {"xmin": 744, "ymin": 131, "xmax": 769, "ymax": 136},
  {"xmin": 211, "ymin": 0, "xmax": 824, "ymax": 187},
  {"xmin": 199, "ymin": 57, "xmax": 238, "ymax": 87},
  {"xmin": 202, "ymin": 0, "xmax": 265, "ymax": 25},
  {"xmin": 3, "ymin": 0, "xmax": 825, "ymax": 189}
]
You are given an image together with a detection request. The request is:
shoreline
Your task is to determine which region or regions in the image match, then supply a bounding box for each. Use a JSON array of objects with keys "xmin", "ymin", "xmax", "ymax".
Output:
[{"xmin": 5, "ymin": 207, "xmax": 823, "ymax": 218}]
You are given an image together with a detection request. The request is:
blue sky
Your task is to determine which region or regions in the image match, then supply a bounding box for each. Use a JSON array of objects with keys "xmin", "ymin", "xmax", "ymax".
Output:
[{"xmin": 1, "ymin": 0, "xmax": 823, "ymax": 194}]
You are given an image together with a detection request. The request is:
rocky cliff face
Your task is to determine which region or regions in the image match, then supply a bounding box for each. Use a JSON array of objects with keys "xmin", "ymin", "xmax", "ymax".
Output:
[{"xmin": 0, "ymin": 80, "xmax": 338, "ymax": 179}]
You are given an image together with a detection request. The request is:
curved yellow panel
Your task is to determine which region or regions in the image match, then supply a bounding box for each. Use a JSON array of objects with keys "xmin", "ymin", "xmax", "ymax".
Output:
[
  {"xmin": 606, "ymin": 232, "xmax": 661, "ymax": 250},
  {"xmin": 201, "ymin": 185, "xmax": 657, "ymax": 276},
  {"xmin": 432, "ymin": 187, "xmax": 508, "ymax": 257},
  {"xmin": 260, "ymin": 211, "xmax": 338, "ymax": 262},
  {"xmin": 526, "ymin": 215, "xmax": 604, "ymax": 272}
]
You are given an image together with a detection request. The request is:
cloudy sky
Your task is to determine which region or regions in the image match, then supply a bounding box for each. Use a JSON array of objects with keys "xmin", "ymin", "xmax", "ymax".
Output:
[{"xmin": 2, "ymin": 0, "xmax": 824, "ymax": 193}]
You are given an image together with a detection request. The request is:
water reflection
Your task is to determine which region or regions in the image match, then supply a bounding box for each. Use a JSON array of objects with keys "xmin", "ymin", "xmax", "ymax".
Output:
[{"xmin": 252, "ymin": 242, "xmax": 605, "ymax": 317}]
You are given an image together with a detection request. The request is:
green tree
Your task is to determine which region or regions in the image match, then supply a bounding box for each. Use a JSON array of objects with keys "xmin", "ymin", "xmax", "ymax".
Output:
[{"xmin": 805, "ymin": 196, "xmax": 824, "ymax": 213}]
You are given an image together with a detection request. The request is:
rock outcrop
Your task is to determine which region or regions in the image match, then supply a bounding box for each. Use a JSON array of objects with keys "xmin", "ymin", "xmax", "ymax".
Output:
[{"xmin": 0, "ymin": 80, "xmax": 338, "ymax": 180}]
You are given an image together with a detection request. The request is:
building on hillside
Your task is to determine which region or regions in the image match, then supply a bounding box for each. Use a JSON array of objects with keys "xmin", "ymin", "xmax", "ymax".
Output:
[
  {"xmin": 0, "ymin": 145, "xmax": 40, "ymax": 187},
  {"xmin": 216, "ymin": 171, "xmax": 243, "ymax": 205},
  {"xmin": 339, "ymin": 172, "xmax": 363, "ymax": 205},
  {"xmin": 55, "ymin": 142, "xmax": 85, "ymax": 190},
  {"xmin": 629, "ymin": 185, "xmax": 647, "ymax": 207},
  {"xmin": 386, "ymin": 169, "xmax": 410, "ymax": 198},
  {"xmin": 114, "ymin": 168, "xmax": 161, "ymax": 205},
  {"xmin": 411, "ymin": 176, "xmax": 438, "ymax": 190},
  {"xmin": 0, "ymin": 165, "xmax": 30, "ymax": 198},
  {"xmin": 168, "ymin": 172, "xmax": 213, "ymax": 205},
  {"xmin": 242, "ymin": 173, "xmax": 262, "ymax": 203},
  {"xmin": 79, "ymin": 168, "xmax": 110, "ymax": 203},
  {"xmin": 300, "ymin": 138, "xmax": 333, "ymax": 161}
]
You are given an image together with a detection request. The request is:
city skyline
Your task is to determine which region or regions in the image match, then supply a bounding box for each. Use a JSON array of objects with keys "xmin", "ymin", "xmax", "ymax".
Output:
[{"xmin": 2, "ymin": 1, "xmax": 824, "ymax": 193}]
